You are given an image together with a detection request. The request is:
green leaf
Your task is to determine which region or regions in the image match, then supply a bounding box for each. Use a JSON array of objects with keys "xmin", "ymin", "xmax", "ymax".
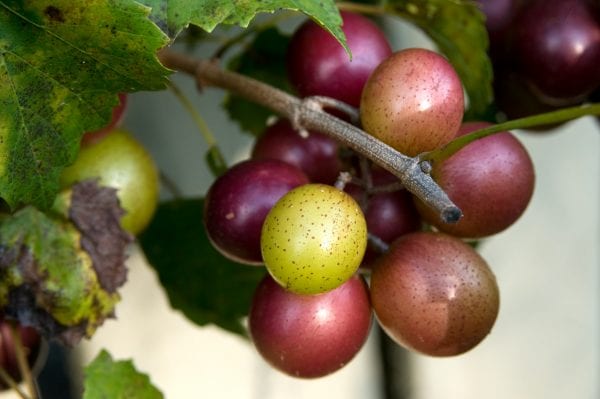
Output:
[
  {"xmin": 384, "ymin": 0, "xmax": 493, "ymax": 119},
  {"xmin": 224, "ymin": 27, "xmax": 292, "ymax": 136},
  {"xmin": 139, "ymin": 0, "xmax": 347, "ymax": 52},
  {"xmin": 0, "ymin": 0, "xmax": 170, "ymax": 210},
  {"xmin": 139, "ymin": 198, "xmax": 266, "ymax": 337},
  {"xmin": 83, "ymin": 349, "xmax": 163, "ymax": 399},
  {"xmin": 0, "ymin": 181, "xmax": 132, "ymax": 346}
]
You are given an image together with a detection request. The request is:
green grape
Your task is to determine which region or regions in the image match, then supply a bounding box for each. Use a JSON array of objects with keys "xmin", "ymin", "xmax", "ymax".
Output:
[
  {"xmin": 60, "ymin": 128, "xmax": 159, "ymax": 235},
  {"xmin": 260, "ymin": 184, "xmax": 367, "ymax": 295}
]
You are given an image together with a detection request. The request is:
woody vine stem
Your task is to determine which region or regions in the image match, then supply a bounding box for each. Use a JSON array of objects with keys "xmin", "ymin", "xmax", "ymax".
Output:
[{"xmin": 157, "ymin": 48, "xmax": 463, "ymax": 223}]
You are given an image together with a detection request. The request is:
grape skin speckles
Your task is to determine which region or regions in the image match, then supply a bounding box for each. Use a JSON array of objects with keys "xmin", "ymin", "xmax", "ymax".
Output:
[{"xmin": 260, "ymin": 184, "xmax": 367, "ymax": 295}]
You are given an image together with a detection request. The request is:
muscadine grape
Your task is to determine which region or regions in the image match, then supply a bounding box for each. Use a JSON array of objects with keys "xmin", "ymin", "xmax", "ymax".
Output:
[
  {"xmin": 204, "ymin": 159, "xmax": 309, "ymax": 265},
  {"xmin": 287, "ymin": 11, "xmax": 392, "ymax": 107},
  {"xmin": 476, "ymin": 0, "xmax": 524, "ymax": 58},
  {"xmin": 513, "ymin": 0, "xmax": 600, "ymax": 105},
  {"xmin": 345, "ymin": 167, "xmax": 421, "ymax": 265},
  {"xmin": 61, "ymin": 128, "xmax": 159, "ymax": 235},
  {"xmin": 251, "ymin": 119, "xmax": 343, "ymax": 184},
  {"xmin": 416, "ymin": 122, "xmax": 535, "ymax": 238},
  {"xmin": 360, "ymin": 48, "xmax": 464, "ymax": 156},
  {"xmin": 370, "ymin": 232, "xmax": 499, "ymax": 357},
  {"xmin": 248, "ymin": 274, "xmax": 371, "ymax": 378},
  {"xmin": 261, "ymin": 183, "xmax": 367, "ymax": 295}
]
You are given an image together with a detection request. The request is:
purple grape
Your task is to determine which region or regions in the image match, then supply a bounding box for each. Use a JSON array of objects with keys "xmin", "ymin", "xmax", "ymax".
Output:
[
  {"xmin": 287, "ymin": 11, "xmax": 392, "ymax": 107},
  {"xmin": 251, "ymin": 119, "xmax": 343, "ymax": 184},
  {"xmin": 248, "ymin": 274, "xmax": 371, "ymax": 378},
  {"xmin": 204, "ymin": 159, "xmax": 309, "ymax": 265},
  {"xmin": 513, "ymin": 0, "xmax": 600, "ymax": 105}
]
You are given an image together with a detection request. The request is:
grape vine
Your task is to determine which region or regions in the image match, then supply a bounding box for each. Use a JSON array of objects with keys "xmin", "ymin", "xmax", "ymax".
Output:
[{"xmin": 0, "ymin": 0, "xmax": 599, "ymax": 397}]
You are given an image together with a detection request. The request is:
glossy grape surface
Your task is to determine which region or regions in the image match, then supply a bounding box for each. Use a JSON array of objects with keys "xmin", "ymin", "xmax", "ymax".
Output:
[
  {"xmin": 251, "ymin": 119, "xmax": 342, "ymax": 184},
  {"xmin": 371, "ymin": 232, "xmax": 500, "ymax": 356},
  {"xmin": 360, "ymin": 48, "xmax": 464, "ymax": 156},
  {"xmin": 416, "ymin": 122, "xmax": 535, "ymax": 238},
  {"xmin": 249, "ymin": 274, "xmax": 371, "ymax": 378},
  {"xmin": 204, "ymin": 159, "xmax": 309, "ymax": 265},
  {"xmin": 61, "ymin": 128, "xmax": 159, "ymax": 235},
  {"xmin": 287, "ymin": 11, "xmax": 392, "ymax": 107},
  {"xmin": 261, "ymin": 184, "xmax": 367, "ymax": 294},
  {"xmin": 513, "ymin": 0, "xmax": 600, "ymax": 104}
]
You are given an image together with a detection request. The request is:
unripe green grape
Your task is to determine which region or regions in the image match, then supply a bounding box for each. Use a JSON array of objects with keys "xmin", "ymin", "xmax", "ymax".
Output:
[
  {"xmin": 261, "ymin": 184, "xmax": 367, "ymax": 295},
  {"xmin": 60, "ymin": 128, "xmax": 159, "ymax": 235}
]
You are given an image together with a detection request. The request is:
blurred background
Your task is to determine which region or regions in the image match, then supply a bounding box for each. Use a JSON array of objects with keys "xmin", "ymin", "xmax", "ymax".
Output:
[{"xmin": 3, "ymin": 14, "xmax": 599, "ymax": 399}]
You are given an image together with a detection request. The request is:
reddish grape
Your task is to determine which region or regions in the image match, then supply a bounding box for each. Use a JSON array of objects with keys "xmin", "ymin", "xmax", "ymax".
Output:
[
  {"xmin": 251, "ymin": 119, "xmax": 343, "ymax": 184},
  {"xmin": 81, "ymin": 93, "xmax": 128, "ymax": 146},
  {"xmin": 248, "ymin": 274, "xmax": 371, "ymax": 378},
  {"xmin": 513, "ymin": 0, "xmax": 600, "ymax": 105},
  {"xmin": 204, "ymin": 159, "xmax": 309, "ymax": 265},
  {"xmin": 493, "ymin": 68, "xmax": 563, "ymax": 128},
  {"xmin": 360, "ymin": 48, "xmax": 464, "ymax": 156},
  {"xmin": 476, "ymin": 0, "xmax": 524, "ymax": 58},
  {"xmin": 345, "ymin": 167, "xmax": 421, "ymax": 265},
  {"xmin": 287, "ymin": 11, "xmax": 392, "ymax": 107},
  {"xmin": 0, "ymin": 317, "xmax": 43, "ymax": 390},
  {"xmin": 370, "ymin": 232, "xmax": 500, "ymax": 357},
  {"xmin": 416, "ymin": 122, "xmax": 535, "ymax": 238}
]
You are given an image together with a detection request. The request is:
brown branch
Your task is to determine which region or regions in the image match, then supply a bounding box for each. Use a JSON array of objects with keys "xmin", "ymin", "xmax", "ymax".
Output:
[{"xmin": 158, "ymin": 48, "xmax": 462, "ymax": 223}]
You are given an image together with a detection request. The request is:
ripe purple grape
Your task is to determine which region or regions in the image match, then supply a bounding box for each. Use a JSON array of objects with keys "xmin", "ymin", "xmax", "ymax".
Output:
[
  {"xmin": 512, "ymin": 0, "xmax": 600, "ymax": 105},
  {"xmin": 370, "ymin": 232, "xmax": 499, "ymax": 357},
  {"xmin": 416, "ymin": 122, "xmax": 535, "ymax": 238},
  {"xmin": 345, "ymin": 167, "xmax": 421, "ymax": 265},
  {"xmin": 248, "ymin": 274, "xmax": 371, "ymax": 378},
  {"xmin": 204, "ymin": 159, "xmax": 309, "ymax": 265},
  {"xmin": 287, "ymin": 11, "xmax": 392, "ymax": 107},
  {"xmin": 251, "ymin": 119, "xmax": 343, "ymax": 184},
  {"xmin": 360, "ymin": 48, "xmax": 464, "ymax": 156},
  {"xmin": 476, "ymin": 0, "xmax": 524, "ymax": 58}
]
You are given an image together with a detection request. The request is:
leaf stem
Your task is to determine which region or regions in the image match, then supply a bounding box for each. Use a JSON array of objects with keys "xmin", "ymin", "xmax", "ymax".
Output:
[
  {"xmin": 421, "ymin": 102, "xmax": 600, "ymax": 163},
  {"xmin": 336, "ymin": 2, "xmax": 386, "ymax": 16},
  {"xmin": 0, "ymin": 367, "xmax": 30, "ymax": 399},
  {"xmin": 158, "ymin": 49, "xmax": 462, "ymax": 223},
  {"xmin": 167, "ymin": 81, "xmax": 228, "ymax": 176},
  {"xmin": 8, "ymin": 323, "xmax": 36, "ymax": 399}
]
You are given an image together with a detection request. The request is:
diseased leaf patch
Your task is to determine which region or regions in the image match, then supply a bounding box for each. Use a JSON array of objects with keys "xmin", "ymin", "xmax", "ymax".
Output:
[{"xmin": 0, "ymin": 180, "xmax": 132, "ymax": 346}]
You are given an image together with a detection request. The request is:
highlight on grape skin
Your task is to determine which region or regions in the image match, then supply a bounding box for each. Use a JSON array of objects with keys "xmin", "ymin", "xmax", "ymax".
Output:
[
  {"xmin": 248, "ymin": 274, "xmax": 372, "ymax": 379},
  {"xmin": 260, "ymin": 183, "xmax": 368, "ymax": 295},
  {"xmin": 370, "ymin": 231, "xmax": 500, "ymax": 357}
]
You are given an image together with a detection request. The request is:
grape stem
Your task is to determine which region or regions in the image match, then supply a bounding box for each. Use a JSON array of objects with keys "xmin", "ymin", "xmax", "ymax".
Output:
[
  {"xmin": 8, "ymin": 322, "xmax": 37, "ymax": 399},
  {"xmin": 158, "ymin": 48, "xmax": 462, "ymax": 223},
  {"xmin": 421, "ymin": 103, "xmax": 600, "ymax": 164}
]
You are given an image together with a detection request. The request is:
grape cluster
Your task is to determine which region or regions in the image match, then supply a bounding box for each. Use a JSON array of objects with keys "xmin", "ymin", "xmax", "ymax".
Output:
[
  {"xmin": 478, "ymin": 0, "xmax": 600, "ymax": 120},
  {"xmin": 203, "ymin": 11, "xmax": 535, "ymax": 378}
]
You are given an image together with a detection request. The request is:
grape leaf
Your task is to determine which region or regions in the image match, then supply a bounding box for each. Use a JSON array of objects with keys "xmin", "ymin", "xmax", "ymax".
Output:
[
  {"xmin": 0, "ymin": 180, "xmax": 133, "ymax": 346},
  {"xmin": 384, "ymin": 0, "xmax": 493, "ymax": 118},
  {"xmin": 224, "ymin": 27, "xmax": 292, "ymax": 136},
  {"xmin": 139, "ymin": 0, "xmax": 346, "ymax": 52},
  {"xmin": 0, "ymin": 0, "xmax": 170, "ymax": 210},
  {"xmin": 83, "ymin": 349, "xmax": 163, "ymax": 399},
  {"xmin": 139, "ymin": 198, "xmax": 266, "ymax": 337}
]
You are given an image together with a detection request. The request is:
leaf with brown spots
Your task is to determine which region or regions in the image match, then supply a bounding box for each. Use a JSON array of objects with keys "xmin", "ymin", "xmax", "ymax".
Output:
[
  {"xmin": 0, "ymin": 0, "xmax": 170, "ymax": 210},
  {"xmin": 0, "ymin": 180, "xmax": 132, "ymax": 346}
]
